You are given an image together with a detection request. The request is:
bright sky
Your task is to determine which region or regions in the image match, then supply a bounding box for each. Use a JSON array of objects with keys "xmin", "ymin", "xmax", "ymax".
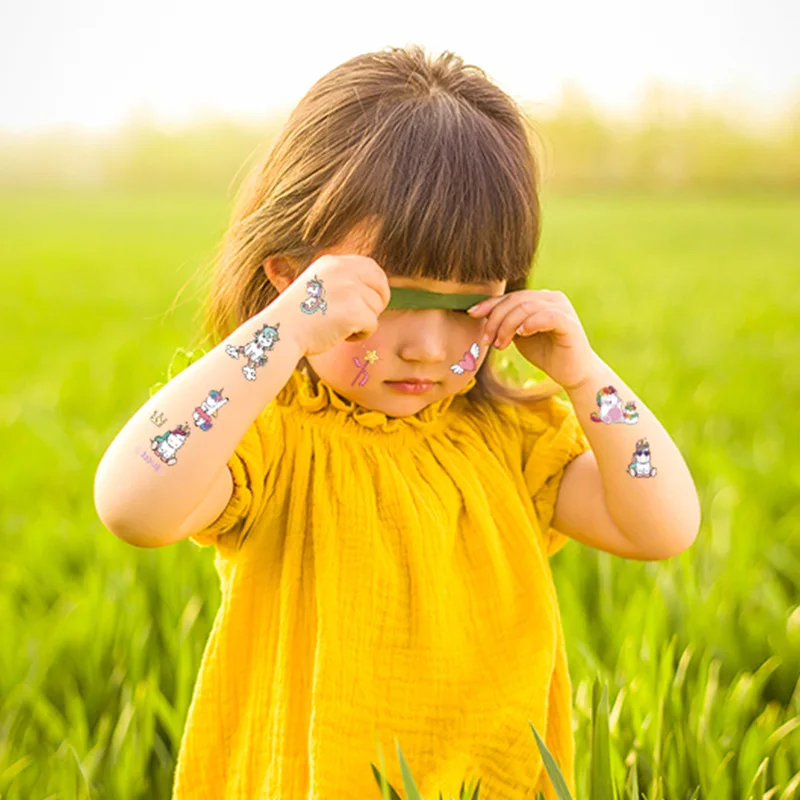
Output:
[{"xmin": 1, "ymin": 0, "xmax": 798, "ymax": 134}]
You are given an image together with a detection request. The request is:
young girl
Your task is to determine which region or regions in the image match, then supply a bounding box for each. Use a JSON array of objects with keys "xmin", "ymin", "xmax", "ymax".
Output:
[{"xmin": 94, "ymin": 45, "xmax": 700, "ymax": 800}]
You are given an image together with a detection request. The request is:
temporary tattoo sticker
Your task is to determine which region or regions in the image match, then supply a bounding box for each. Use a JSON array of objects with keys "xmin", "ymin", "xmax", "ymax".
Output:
[
  {"xmin": 590, "ymin": 386, "xmax": 639, "ymax": 425},
  {"xmin": 628, "ymin": 438, "xmax": 657, "ymax": 477},
  {"xmin": 150, "ymin": 423, "xmax": 190, "ymax": 467},
  {"xmin": 450, "ymin": 342, "xmax": 481, "ymax": 375},
  {"xmin": 192, "ymin": 388, "xmax": 230, "ymax": 431},
  {"xmin": 135, "ymin": 445, "xmax": 163, "ymax": 472},
  {"xmin": 352, "ymin": 348, "xmax": 379, "ymax": 387},
  {"xmin": 300, "ymin": 275, "xmax": 327, "ymax": 315},
  {"xmin": 150, "ymin": 410, "xmax": 166, "ymax": 427},
  {"xmin": 225, "ymin": 322, "xmax": 281, "ymax": 381}
]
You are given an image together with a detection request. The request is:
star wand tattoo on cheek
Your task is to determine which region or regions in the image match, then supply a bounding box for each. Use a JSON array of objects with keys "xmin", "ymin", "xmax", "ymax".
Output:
[{"xmin": 352, "ymin": 348, "xmax": 379, "ymax": 386}]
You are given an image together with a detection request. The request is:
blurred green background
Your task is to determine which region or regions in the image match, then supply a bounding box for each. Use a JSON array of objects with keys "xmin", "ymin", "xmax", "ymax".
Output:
[{"xmin": 1, "ymin": 92, "xmax": 799, "ymax": 798}]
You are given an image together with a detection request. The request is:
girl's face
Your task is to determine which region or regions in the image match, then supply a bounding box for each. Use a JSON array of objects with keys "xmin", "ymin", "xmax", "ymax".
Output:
[{"xmin": 307, "ymin": 274, "xmax": 506, "ymax": 417}]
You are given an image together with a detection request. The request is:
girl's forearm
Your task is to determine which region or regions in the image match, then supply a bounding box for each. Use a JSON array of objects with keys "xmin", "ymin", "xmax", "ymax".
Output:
[
  {"xmin": 565, "ymin": 353, "xmax": 701, "ymax": 550},
  {"xmin": 94, "ymin": 295, "xmax": 304, "ymax": 545}
]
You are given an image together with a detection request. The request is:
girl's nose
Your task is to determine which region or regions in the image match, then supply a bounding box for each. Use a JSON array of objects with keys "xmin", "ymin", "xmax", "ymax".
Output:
[{"xmin": 398, "ymin": 338, "xmax": 449, "ymax": 362}]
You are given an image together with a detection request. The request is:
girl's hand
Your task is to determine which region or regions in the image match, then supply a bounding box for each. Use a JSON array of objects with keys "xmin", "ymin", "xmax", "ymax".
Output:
[
  {"xmin": 467, "ymin": 289, "xmax": 598, "ymax": 390},
  {"xmin": 278, "ymin": 254, "xmax": 391, "ymax": 357}
]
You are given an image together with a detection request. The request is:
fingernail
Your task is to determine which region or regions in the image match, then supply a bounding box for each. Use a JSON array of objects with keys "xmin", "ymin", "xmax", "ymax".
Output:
[
  {"xmin": 467, "ymin": 304, "xmax": 481, "ymax": 315},
  {"xmin": 516, "ymin": 326, "xmax": 525, "ymax": 335},
  {"xmin": 482, "ymin": 333, "xmax": 490, "ymax": 344}
]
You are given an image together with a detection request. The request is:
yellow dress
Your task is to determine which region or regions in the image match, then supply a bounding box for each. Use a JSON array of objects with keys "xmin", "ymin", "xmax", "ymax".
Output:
[{"xmin": 171, "ymin": 366, "xmax": 591, "ymax": 800}]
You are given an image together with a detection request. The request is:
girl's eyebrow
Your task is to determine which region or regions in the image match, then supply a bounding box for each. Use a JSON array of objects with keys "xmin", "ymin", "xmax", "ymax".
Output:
[{"xmin": 386, "ymin": 286, "xmax": 495, "ymax": 310}]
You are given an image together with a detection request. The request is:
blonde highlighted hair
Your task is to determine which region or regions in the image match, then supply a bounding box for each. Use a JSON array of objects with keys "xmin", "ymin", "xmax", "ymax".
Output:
[{"xmin": 189, "ymin": 44, "xmax": 563, "ymax": 407}]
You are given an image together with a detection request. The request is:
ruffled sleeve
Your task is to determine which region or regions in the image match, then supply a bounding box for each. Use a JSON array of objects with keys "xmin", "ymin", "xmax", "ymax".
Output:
[
  {"xmin": 517, "ymin": 393, "xmax": 592, "ymax": 557},
  {"xmin": 189, "ymin": 413, "xmax": 270, "ymax": 550}
]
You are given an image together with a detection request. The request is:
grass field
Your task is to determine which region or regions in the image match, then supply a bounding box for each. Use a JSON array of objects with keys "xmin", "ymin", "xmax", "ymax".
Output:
[{"xmin": 1, "ymin": 189, "xmax": 798, "ymax": 798}]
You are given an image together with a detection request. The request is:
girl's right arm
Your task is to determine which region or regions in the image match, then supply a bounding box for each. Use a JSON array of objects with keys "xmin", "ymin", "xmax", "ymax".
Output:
[
  {"xmin": 94, "ymin": 253, "xmax": 390, "ymax": 549},
  {"xmin": 93, "ymin": 293, "xmax": 305, "ymax": 549}
]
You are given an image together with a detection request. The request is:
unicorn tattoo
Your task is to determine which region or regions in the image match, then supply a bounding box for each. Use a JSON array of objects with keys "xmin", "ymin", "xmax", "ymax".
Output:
[
  {"xmin": 151, "ymin": 423, "xmax": 190, "ymax": 466},
  {"xmin": 225, "ymin": 322, "xmax": 281, "ymax": 381},
  {"xmin": 590, "ymin": 386, "xmax": 639, "ymax": 425},
  {"xmin": 627, "ymin": 438, "xmax": 657, "ymax": 478},
  {"xmin": 192, "ymin": 388, "xmax": 230, "ymax": 431},
  {"xmin": 299, "ymin": 275, "xmax": 327, "ymax": 315}
]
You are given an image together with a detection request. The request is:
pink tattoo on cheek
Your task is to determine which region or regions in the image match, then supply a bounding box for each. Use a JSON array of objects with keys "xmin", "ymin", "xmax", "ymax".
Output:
[
  {"xmin": 449, "ymin": 342, "xmax": 481, "ymax": 375},
  {"xmin": 352, "ymin": 348, "xmax": 380, "ymax": 386}
]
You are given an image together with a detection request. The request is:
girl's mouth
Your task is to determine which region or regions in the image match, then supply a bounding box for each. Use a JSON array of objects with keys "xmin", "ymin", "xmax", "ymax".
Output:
[{"xmin": 384, "ymin": 381, "xmax": 437, "ymax": 394}]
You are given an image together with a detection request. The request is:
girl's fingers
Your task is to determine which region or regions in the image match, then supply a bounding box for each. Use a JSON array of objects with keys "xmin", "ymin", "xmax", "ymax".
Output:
[
  {"xmin": 482, "ymin": 299, "xmax": 543, "ymax": 346},
  {"xmin": 466, "ymin": 294, "xmax": 510, "ymax": 319},
  {"xmin": 490, "ymin": 303, "xmax": 540, "ymax": 348},
  {"xmin": 515, "ymin": 308, "xmax": 573, "ymax": 346},
  {"xmin": 468, "ymin": 291, "xmax": 569, "ymax": 345}
]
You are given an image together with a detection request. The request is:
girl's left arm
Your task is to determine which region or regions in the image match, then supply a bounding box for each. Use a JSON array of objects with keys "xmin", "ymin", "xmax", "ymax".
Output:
[
  {"xmin": 556, "ymin": 353, "xmax": 701, "ymax": 560},
  {"xmin": 468, "ymin": 289, "xmax": 701, "ymax": 561}
]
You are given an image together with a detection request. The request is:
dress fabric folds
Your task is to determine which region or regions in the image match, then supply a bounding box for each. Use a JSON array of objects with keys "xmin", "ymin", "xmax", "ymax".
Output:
[{"xmin": 171, "ymin": 365, "xmax": 590, "ymax": 800}]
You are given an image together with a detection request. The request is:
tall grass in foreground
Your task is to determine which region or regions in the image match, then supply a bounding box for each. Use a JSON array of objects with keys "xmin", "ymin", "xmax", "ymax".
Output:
[{"xmin": 0, "ymin": 191, "xmax": 797, "ymax": 797}]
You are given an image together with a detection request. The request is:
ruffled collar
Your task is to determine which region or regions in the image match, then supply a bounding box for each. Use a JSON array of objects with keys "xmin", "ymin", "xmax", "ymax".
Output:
[{"xmin": 278, "ymin": 366, "xmax": 477, "ymax": 433}]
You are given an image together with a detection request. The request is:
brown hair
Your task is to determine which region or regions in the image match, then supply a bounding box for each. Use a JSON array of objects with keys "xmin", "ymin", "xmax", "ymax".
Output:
[{"xmin": 190, "ymin": 44, "xmax": 563, "ymax": 408}]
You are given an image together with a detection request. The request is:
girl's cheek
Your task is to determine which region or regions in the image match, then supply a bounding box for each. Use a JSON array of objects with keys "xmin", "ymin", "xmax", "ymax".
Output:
[{"xmin": 339, "ymin": 333, "xmax": 385, "ymax": 383}]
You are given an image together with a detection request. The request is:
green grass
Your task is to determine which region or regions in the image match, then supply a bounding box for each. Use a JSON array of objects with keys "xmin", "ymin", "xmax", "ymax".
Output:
[{"xmin": 1, "ymin": 188, "xmax": 798, "ymax": 798}]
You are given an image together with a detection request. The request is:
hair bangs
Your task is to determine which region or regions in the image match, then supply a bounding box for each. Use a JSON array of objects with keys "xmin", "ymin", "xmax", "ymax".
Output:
[{"xmin": 303, "ymin": 93, "xmax": 538, "ymax": 288}]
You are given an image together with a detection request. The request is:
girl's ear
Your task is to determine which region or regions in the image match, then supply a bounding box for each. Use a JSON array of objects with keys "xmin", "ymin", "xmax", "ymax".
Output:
[{"xmin": 262, "ymin": 256, "xmax": 296, "ymax": 293}]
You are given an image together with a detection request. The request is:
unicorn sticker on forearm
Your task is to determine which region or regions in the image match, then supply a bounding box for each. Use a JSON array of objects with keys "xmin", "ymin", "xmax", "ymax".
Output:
[
  {"xmin": 299, "ymin": 275, "xmax": 327, "ymax": 315},
  {"xmin": 225, "ymin": 322, "xmax": 281, "ymax": 381},
  {"xmin": 192, "ymin": 388, "xmax": 230, "ymax": 431},
  {"xmin": 151, "ymin": 423, "xmax": 190, "ymax": 466},
  {"xmin": 590, "ymin": 386, "xmax": 639, "ymax": 425},
  {"xmin": 628, "ymin": 438, "xmax": 657, "ymax": 478}
]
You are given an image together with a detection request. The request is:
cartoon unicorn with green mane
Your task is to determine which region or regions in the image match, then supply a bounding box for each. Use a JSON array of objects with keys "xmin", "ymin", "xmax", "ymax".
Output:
[
  {"xmin": 151, "ymin": 423, "xmax": 190, "ymax": 466},
  {"xmin": 225, "ymin": 322, "xmax": 281, "ymax": 381}
]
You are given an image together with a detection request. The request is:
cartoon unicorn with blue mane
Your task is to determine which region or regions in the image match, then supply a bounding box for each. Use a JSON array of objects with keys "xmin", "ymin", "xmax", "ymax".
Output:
[{"xmin": 225, "ymin": 322, "xmax": 281, "ymax": 381}]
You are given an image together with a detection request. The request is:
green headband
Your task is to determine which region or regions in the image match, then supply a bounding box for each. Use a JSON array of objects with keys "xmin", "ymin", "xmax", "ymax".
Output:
[{"xmin": 386, "ymin": 286, "xmax": 495, "ymax": 311}]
